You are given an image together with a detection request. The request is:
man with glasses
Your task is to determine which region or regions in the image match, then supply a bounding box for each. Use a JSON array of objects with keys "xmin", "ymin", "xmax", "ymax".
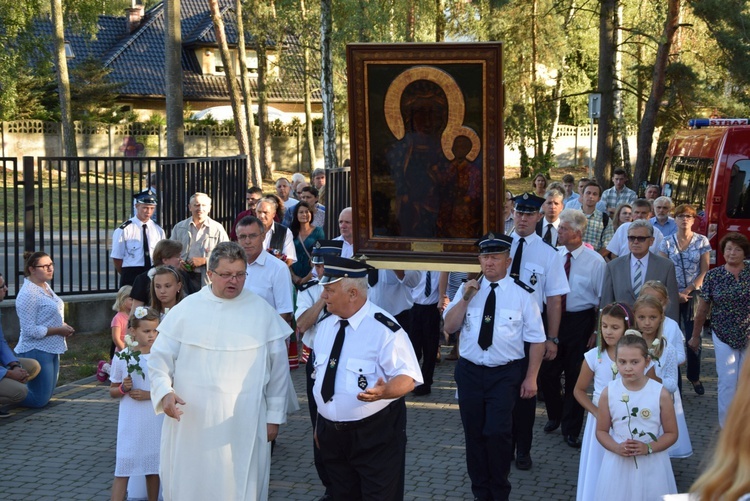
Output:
[
  {"xmin": 111, "ymin": 190, "xmax": 165, "ymax": 286},
  {"xmin": 230, "ymin": 187, "xmax": 263, "ymax": 241},
  {"xmin": 235, "ymin": 216, "xmax": 294, "ymax": 325},
  {"xmin": 606, "ymin": 198, "xmax": 665, "ymax": 258},
  {"xmin": 170, "ymin": 192, "xmax": 229, "ymax": 290},
  {"xmin": 600, "ymin": 219, "xmax": 679, "ymax": 320},
  {"xmin": 149, "ymin": 242, "xmax": 293, "ymax": 500}
]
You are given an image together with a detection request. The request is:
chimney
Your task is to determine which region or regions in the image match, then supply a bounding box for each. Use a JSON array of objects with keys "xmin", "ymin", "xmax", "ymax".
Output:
[{"xmin": 125, "ymin": 1, "xmax": 145, "ymax": 34}]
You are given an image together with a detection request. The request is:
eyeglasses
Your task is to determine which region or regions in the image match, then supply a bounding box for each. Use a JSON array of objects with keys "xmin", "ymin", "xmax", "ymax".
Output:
[
  {"xmin": 0, "ymin": 283, "xmax": 7, "ymax": 289},
  {"xmin": 211, "ymin": 271, "xmax": 247, "ymax": 281},
  {"xmin": 34, "ymin": 263, "xmax": 55, "ymax": 271},
  {"xmin": 627, "ymin": 236, "xmax": 651, "ymax": 242},
  {"xmin": 237, "ymin": 233, "xmax": 261, "ymax": 241}
]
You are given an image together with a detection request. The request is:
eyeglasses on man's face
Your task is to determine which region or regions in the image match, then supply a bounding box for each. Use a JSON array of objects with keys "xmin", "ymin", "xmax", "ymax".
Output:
[
  {"xmin": 211, "ymin": 271, "xmax": 248, "ymax": 282},
  {"xmin": 627, "ymin": 235, "xmax": 651, "ymax": 243}
]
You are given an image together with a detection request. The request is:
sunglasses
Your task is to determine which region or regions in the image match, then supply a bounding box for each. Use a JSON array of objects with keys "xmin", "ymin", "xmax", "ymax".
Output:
[{"xmin": 627, "ymin": 236, "xmax": 651, "ymax": 242}]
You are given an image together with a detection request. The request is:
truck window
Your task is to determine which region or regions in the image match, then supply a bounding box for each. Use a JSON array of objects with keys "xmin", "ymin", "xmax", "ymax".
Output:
[
  {"xmin": 727, "ymin": 160, "xmax": 750, "ymax": 218},
  {"xmin": 663, "ymin": 156, "xmax": 712, "ymax": 209}
]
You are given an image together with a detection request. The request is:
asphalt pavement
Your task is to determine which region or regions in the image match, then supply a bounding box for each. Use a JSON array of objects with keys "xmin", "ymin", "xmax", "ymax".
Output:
[{"xmin": 0, "ymin": 338, "xmax": 720, "ymax": 500}]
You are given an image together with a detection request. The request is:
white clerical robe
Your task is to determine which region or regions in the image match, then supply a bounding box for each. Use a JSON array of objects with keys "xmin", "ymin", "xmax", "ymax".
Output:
[{"xmin": 149, "ymin": 286, "xmax": 292, "ymax": 501}]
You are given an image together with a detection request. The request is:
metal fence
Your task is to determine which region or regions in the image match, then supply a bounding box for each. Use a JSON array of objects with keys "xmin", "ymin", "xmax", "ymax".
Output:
[
  {"xmin": 324, "ymin": 167, "xmax": 351, "ymax": 235},
  {"xmin": 0, "ymin": 155, "xmax": 246, "ymax": 298}
]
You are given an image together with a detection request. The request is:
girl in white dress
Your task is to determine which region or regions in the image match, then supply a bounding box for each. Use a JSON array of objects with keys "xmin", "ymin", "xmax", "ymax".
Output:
[
  {"xmin": 109, "ymin": 307, "xmax": 163, "ymax": 501},
  {"xmin": 149, "ymin": 266, "xmax": 184, "ymax": 318},
  {"xmin": 635, "ymin": 287, "xmax": 693, "ymax": 459},
  {"xmin": 595, "ymin": 334, "xmax": 678, "ymax": 500}
]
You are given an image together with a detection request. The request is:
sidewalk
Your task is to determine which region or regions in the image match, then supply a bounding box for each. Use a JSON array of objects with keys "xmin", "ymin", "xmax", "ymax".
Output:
[{"xmin": 0, "ymin": 340, "xmax": 720, "ymax": 500}]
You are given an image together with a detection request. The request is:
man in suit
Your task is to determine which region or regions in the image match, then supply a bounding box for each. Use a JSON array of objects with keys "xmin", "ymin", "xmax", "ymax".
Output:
[
  {"xmin": 600, "ymin": 219, "xmax": 680, "ymax": 321},
  {"xmin": 535, "ymin": 189, "xmax": 564, "ymax": 247}
]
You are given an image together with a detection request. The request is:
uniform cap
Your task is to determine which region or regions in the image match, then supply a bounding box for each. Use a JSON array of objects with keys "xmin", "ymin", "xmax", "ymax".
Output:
[
  {"xmin": 320, "ymin": 255, "xmax": 374, "ymax": 284},
  {"xmin": 133, "ymin": 189, "xmax": 158, "ymax": 206},
  {"xmin": 311, "ymin": 240, "xmax": 344, "ymax": 264},
  {"xmin": 475, "ymin": 232, "xmax": 513, "ymax": 254},
  {"xmin": 512, "ymin": 193, "xmax": 544, "ymax": 213}
]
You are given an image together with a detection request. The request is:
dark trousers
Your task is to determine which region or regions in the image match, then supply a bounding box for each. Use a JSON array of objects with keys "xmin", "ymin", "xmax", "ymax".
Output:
[
  {"xmin": 408, "ymin": 303, "xmax": 441, "ymax": 387},
  {"xmin": 119, "ymin": 266, "xmax": 147, "ymax": 287},
  {"xmin": 538, "ymin": 308, "xmax": 595, "ymax": 438},
  {"xmin": 455, "ymin": 357, "xmax": 523, "ymax": 501},
  {"xmin": 395, "ymin": 309, "xmax": 411, "ymax": 335},
  {"xmin": 512, "ymin": 343, "xmax": 534, "ymax": 456},
  {"xmin": 680, "ymin": 298, "xmax": 702, "ymax": 382},
  {"xmin": 306, "ymin": 352, "xmax": 332, "ymax": 494},
  {"xmin": 317, "ymin": 398, "xmax": 407, "ymax": 501}
]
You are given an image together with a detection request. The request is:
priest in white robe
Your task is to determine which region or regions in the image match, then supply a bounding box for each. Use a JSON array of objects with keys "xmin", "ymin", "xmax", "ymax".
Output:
[{"xmin": 149, "ymin": 242, "xmax": 292, "ymax": 501}]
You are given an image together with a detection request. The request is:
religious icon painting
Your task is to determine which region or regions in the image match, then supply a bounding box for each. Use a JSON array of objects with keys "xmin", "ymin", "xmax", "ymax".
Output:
[{"xmin": 347, "ymin": 43, "xmax": 505, "ymax": 267}]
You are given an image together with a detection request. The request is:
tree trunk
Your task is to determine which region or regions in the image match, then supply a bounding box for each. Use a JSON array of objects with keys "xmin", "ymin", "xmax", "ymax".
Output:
[
  {"xmin": 320, "ymin": 0, "xmax": 338, "ymax": 170},
  {"xmin": 300, "ymin": 0, "xmax": 317, "ymax": 172},
  {"xmin": 165, "ymin": 0, "xmax": 184, "ymax": 157},
  {"xmin": 633, "ymin": 0, "xmax": 680, "ymax": 190},
  {"xmin": 435, "ymin": 0, "xmax": 445, "ymax": 42},
  {"xmin": 235, "ymin": 0, "xmax": 262, "ymax": 188},
  {"xmin": 51, "ymin": 0, "xmax": 77, "ymax": 168},
  {"xmin": 257, "ymin": 45, "xmax": 273, "ymax": 179},
  {"xmin": 209, "ymin": 0, "xmax": 249, "ymax": 159},
  {"xmin": 594, "ymin": 0, "xmax": 617, "ymax": 187},
  {"xmin": 530, "ymin": 0, "xmax": 543, "ymax": 169}
]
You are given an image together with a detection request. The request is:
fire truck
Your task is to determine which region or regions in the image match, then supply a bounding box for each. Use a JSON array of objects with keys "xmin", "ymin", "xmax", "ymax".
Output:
[{"xmin": 659, "ymin": 118, "xmax": 750, "ymax": 265}]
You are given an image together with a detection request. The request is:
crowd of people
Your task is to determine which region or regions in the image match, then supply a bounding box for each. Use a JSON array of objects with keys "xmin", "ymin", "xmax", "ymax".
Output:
[{"xmin": 1, "ymin": 167, "xmax": 749, "ymax": 501}]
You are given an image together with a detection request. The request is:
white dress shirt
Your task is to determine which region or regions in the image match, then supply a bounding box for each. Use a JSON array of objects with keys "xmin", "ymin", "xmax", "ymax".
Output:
[
  {"xmin": 557, "ymin": 245, "xmax": 606, "ymax": 312},
  {"xmin": 262, "ymin": 223, "xmax": 298, "ymax": 264},
  {"xmin": 244, "ymin": 250, "xmax": 294, "ymax": 315},
  {"xmin": 368, "ymin": 270, "xmax": 421, "ymax": 316},
  {"xmin": 110, "ymin": 217, "xmax": 165, "ymax": 267},
  {"xmin": 410, "ymin": 271, "xmax": 440, "ymax": 305},
  {"xmin": 509, "ymin": 231, "xmax": 570, "ymax": 310},
  {"xmin": 444, "ymin": 276, "xmax": 546, "ymax": 366},
  {"xmin": 333, "ymin": 235, "xmax": 354, "ymax": 258}
]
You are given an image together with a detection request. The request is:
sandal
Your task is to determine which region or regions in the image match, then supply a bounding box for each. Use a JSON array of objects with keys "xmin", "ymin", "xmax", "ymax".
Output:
[{"xmin": 690, "ymin": 380, "xmax": 705, "ymax": 395}]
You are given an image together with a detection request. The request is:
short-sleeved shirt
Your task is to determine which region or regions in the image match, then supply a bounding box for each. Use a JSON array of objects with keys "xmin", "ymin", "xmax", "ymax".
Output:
[
  {"xmin": 111, "ymin": 217, "xmax": 166, "ymax": 268},
  {"xmin": 312, "ymin": 301, "xmax": 423, "ymax": 422},
  {"xmin": 699, "ymin": 261, "xmax": 750, "ymax": 350},
  {"xmin": 444, "ymin": 276, "xmax": 546, "ymax": 366},
  {"xmin": 509, "ymin": 232, "xmax": 570, "ymax": 310},
  {"xmin": 244, "ymin": 251, "xmax": 294, "ymax": 315},
  {"xmin": 659, "ymin": 233, "xmax": 711, "ymax": 290}
]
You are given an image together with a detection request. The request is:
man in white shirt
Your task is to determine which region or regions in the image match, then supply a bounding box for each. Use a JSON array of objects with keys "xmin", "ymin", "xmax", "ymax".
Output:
[
  {"xmin": 538, "ymin": 209, "xmax": 606, "ymax": 448},
  {"xmin": 333, "ymin": 207, "xmax": 354, "ymax": 258},
  {"xmin": 607, "ymin": 198, "xmax": 664, "ymax": 258},
  {"xmin": 235, "ymin": 216, "xmax": 294, "ymax": 324},
  {"xmin": 536, "ymin": 189, "xmax": 564, "ymax": 246},
  {"xmin": 408, "ymin": 270, "xmax": 441, "ymax": 396},
  {"xmin": 368, "ymin": 269, "xmax": 421, "ymax": 331},
  {"xmin": 256, "ymin": 199, "xmax": 297, "ymax": 266}
]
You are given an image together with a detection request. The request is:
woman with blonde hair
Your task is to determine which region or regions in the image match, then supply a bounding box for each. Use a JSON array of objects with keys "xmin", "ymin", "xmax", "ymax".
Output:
[{"xmin": 690, "ymin": 358, "xmax": 750, "ymax": 501}]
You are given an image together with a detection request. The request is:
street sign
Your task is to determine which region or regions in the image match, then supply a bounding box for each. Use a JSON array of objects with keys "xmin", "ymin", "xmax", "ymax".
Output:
[{"xmin": 588, "ymin": 93, "xmax": 601, "ymax": 119}]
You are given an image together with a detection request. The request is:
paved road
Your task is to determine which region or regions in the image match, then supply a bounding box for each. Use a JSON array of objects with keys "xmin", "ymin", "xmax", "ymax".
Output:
[{"xmin": 0, "ymin": 339, "xmax": 720, "ymax": 500}]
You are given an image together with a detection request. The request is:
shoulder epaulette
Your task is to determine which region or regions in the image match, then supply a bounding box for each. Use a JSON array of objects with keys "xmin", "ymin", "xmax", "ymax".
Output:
[
  {"xmin": 514, "ymin": 278, "xmax": 535, "ymax": 293},
  {"xmin": 374, "ymin": 312, "xmax": 401, "ymax": 332},
  {"xmin": 542, "ymin": 238, "xmax": 557, "ymax": 250},
  {"xmin": 118, "ymin": 220, "xmax": 132, "ymax": 230},
  {"xmin": 298, "ymin": 279, "xmax": 319, "ymax": 291}
]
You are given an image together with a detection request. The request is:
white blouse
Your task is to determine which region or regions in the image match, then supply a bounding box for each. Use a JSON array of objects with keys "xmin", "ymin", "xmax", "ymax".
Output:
[{"xmin": 14, "ymin": 278, "xmax": 67, "ymax": 355}]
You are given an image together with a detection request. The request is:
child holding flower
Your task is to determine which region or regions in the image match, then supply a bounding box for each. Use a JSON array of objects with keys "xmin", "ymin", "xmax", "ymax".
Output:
[
  {"xmin": 109, "ymin": 306, "xmax": 163, "ymax": 501},
  {"xmin": 594, "ymin": 333, "xmax": 678, "ymax": 500}
]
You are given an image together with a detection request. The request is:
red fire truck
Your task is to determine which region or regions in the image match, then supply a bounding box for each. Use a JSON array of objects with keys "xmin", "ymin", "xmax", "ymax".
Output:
[{"xmin": 659, "ymin": 118, "xmax": 750, "ymax": 266}]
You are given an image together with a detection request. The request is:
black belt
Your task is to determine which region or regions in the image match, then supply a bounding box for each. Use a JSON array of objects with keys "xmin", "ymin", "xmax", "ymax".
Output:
[
  {"xmin": 562, "ymin": 308, "xmax": 596, "ymax": 317},
  {"xmin": 320, "ymin": 398, "xmax": 400, "ymax": 431},
  {"xmin": 462, "ymin": 358, "xmax": 522, "ymax": 368}
]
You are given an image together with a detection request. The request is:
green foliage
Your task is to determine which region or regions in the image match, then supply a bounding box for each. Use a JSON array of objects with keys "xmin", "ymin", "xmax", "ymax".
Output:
[{"xmin": 70, "ymin": 56, "xmax": 128, "ymax": 123}]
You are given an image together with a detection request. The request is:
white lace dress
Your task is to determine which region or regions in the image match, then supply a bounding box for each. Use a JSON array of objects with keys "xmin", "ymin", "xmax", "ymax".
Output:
[
  {"xmin": 594, "ymin": 378, "xmax": 677, "ymax": 500},
  {"xmin": 111, "ymin": 352, "xmax": 164, "ymax": 476}
]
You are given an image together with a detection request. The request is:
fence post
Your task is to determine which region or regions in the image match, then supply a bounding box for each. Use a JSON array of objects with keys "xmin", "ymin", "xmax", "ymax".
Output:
[{"xmin": 22, "ymin": 156, "xmax": 36, "ymax": 255}]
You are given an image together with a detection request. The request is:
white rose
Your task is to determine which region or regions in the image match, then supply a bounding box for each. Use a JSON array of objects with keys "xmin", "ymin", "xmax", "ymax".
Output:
[
  {"xmin": 652, "ymin": 338, "xmax": 660, "ymax": 347},
  {"xmin": 622, "ymin": 393, "xmax": 629, "ymax": 403},
  {"xmin": 124, "ymin": 334, "xmax": 134, "ymax": 345},
  {"xmin": 611, "ymin": 362, "xmax": 618, "ymax": 373}
]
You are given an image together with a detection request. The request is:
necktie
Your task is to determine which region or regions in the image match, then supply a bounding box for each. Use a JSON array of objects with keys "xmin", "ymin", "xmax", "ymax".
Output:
[
  {"xmin": 142, "ymin": 224, "xmax": 152, "ymax": 268},
  {"xmin": 543, "ymin": 224, "xmax": 553, "ymax": 245},
  {"xmin": 510, "ymin": 237, "xmax": 525, "ymax": 279},
  {"xmin": 633, "ymin": 260, "xmax": 643, "ymax": 297},
  {"xmin": 321, "ymin": 319, "xmax": 348, "ymax": 403},
  {"xmin": 424, "ymin": 271, "xmax": 432, "ymax": 298},
  {"xmin": 561, "ymin": 252, "xmax": 571, "ymax": 313},
  {"xmin": 478, "ymin": 283, "xmax": 498, "ymax": 350}
]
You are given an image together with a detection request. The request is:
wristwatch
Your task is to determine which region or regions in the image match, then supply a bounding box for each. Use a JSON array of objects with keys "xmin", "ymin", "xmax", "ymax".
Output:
[{"xmin": 546, "ymin": 337, "xmax": 559, "ymax": 345}]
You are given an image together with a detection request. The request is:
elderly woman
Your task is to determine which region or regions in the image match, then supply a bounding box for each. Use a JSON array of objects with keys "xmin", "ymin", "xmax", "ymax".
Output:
[
  {"xmin": 14, "ymin": 252, "xmax": 74, "ymax": 408},
  {"xmin": 659, "ymin": 204, "xmax": 711, "ymax": 395},
  {"xmin": 691, "ymin": 232, "xmax": 750, "ymax": 427}
]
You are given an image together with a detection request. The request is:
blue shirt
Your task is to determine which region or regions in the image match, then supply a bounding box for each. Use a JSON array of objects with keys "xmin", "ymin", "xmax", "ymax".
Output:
[{"xmin": 650, "ymin": 216, "xmax": 678, "ymax": 238}]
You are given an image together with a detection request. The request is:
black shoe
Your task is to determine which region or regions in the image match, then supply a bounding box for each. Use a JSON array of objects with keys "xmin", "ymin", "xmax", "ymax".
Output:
[
  {"xmin": 543, "ymin": 419, "xmax": 560, "ymax": 433},
  {"xmin": 0, "ymin": 409, "xmax": 10, "ymax": 418},
  {"xmin": 412, "ymin": 385, "xmax": 431, "ymax": 396},
  {"xmin": 690, "ymin": 380, "xmax": 705, "ymax": 395},
  {"xmin": 564, "ymin": 435, "xmax": 582, "ymax": 448},
  {"xmin": 515, "ymin": 453, "xmax": 532, "ymax": 470}
]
